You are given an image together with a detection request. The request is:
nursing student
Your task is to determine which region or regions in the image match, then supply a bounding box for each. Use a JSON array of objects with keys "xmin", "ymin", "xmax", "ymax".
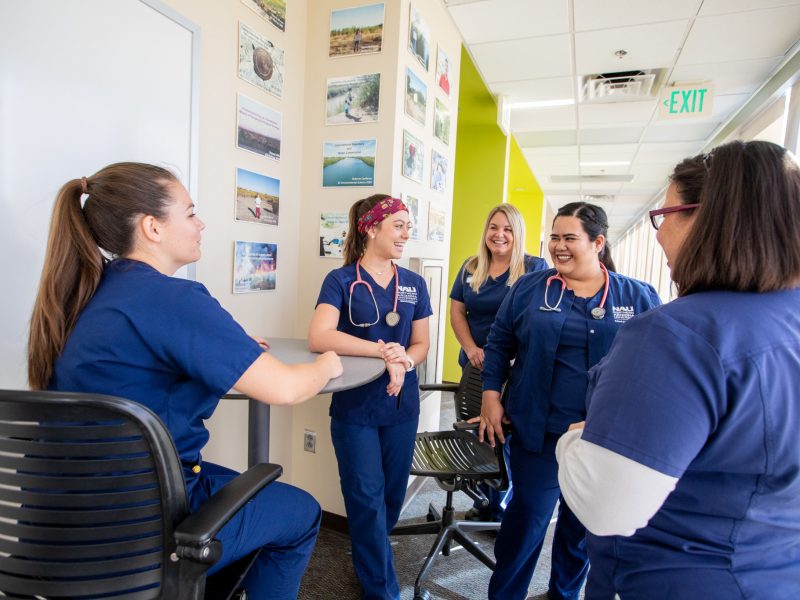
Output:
[
  {"xmin": 478, "ymin": 202, "xmax": 661, "ymax": 600},
  {"xmin": 449, "ymin": 203, "xmax": 546, "ymax": 522},
  {"xmin": 308, "ymin": 195, "xmax": 432, "ymax": 600},
  {"xmin": 28, "ymin": 162, "xmax": 342, "ymax": 600},
  {"xmin": 557, "ymin": 141, "xmax": 800, "ymax": 599}
]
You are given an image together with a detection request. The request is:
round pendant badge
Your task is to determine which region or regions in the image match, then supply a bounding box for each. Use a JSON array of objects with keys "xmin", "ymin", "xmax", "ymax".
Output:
[
  {"xmin": 385, "ymin": 311, "xmax": 400, "ymax": 327},
  {"xmin": 591, "ymin": 307, "xmax": 606, "ymax": 320}
]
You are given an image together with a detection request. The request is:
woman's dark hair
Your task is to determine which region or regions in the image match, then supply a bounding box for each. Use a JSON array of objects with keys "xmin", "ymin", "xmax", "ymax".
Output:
[
  {"xmin": 342, "ymin": 193, "xmax": 392, "ymax": 265},
  {"xmin": 28, "ymin": 162, "xmax": 178, "ymax": 389},
  {"xmin": 554, "ymin": 202, "xmax": 616, "ymax": 272},
  {"xmin": 671, "ymin": 140, "xmax": 800, "ymax": 296}
]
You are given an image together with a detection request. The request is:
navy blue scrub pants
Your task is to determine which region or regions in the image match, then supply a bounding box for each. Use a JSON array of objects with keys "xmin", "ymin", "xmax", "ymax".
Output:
[
  {"xmin": 488, "ymin": 433, "xmax": 589, "ymax": 600},
  {"xmin": 191, "ymin": 461, "xmax": 321, "ymax": 600},
  {"xmin": 331, "ymin": 417, "xmax": 418, "ymax": 600}
]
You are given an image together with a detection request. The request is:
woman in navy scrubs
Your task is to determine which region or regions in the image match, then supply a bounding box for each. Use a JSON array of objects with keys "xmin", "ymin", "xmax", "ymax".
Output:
[
  {"xmin": 28, "ymin": 162, "xmax": 343, "ymax": 600},
  {"xmin": 450, "ymin": 203, "xmax": 546, "ymax": 521},
  {"xmin": 478, "ymin": 202, "xmax": 661, "ymax": 600},
  {"xmin": 557, "ymin": 141, "xmax": 800, "ymax": 599},
  {"xmin": 308, "ymin": 195, "xmax": 432, "ymax": 600}
]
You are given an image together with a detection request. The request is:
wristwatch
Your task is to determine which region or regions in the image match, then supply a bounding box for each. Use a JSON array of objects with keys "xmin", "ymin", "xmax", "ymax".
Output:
[{"xmin": 405, "ymin": 356, "xmax": 415, "ymax": 372}]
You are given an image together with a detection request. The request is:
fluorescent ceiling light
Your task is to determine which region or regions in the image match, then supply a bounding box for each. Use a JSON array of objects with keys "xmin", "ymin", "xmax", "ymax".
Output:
[
  {"xmin": 506, "ymin": 98, "xmax": 574, "ymax": 110},
  {"xmin": 579, "ymin": 161, "xmax": 631, "ymax": 166}
]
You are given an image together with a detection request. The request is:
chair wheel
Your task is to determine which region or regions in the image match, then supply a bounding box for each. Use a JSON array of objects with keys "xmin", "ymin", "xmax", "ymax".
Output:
[{"xmin": 414, "ymin": 589, "xmax": 431, "ymax": 600}]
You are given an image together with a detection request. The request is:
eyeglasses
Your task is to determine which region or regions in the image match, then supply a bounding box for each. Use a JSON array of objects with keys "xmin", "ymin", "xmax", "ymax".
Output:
[{"xmin": 648, "ymin": 204, "xmax": 700, "ymax": 230}]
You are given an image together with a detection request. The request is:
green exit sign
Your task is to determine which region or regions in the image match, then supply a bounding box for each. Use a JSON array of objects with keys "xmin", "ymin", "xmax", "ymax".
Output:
[{"xmin": 658, "ymin": 84, "xmax": 715, "ymax": 120}]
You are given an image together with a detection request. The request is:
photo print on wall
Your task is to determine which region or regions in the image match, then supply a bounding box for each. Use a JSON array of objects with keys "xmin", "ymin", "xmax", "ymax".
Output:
[
  {"xmin": 402, "ymin": 193, "xmax": 420, "ymax": 240},
  {"xmin": 241, "ymin": 0, "xmax": 286, "ymax": 33},
  {"xmin": 329, "ymin": 3, "xmax": 384, "ymax": 57},
  {"xmin": 404, "ymin": 67, "xmax": 427, "ymax": 126},
  {"xmin": 402, "ymin": 129, "xmax": 424, "ymax": 183},
  {"xmin": 326, "ymin": 73, "xmax": 381, "ymax": 125},
  {"xmin": 322, "ymin": 139, "xmax": 376, "ymax": 187},
  {"xmin": 427, "ymin": 204, "xmax": 446, "ymax": 242},
  {"xmin": 238, "ymin": 22, "xmax": 285, "ymax": 99},
  {"xmin": 235, "ymin": 167, "xmax": 280, "ymax": 226},
  {"xmin": 236, "ymin": 94, "xmax": 282, "ymax": 160},
  {"xmin": 408, "ymin": 4, "xmax": 430, "ymax": 71},
  {"xmin": 434, "ymin": 98, "xmax": 450, "ymax": 145},
  {"xmin": 430, "ymin": 150, "xmax": 448, "ymax": 193},
  {"xmin": 320, "ymin": 212, "xmax": 350, "ymax": 258},
  {"xmin": 234, "ymin": 241, "xmax": 278, "ymax": 293},
  {"xmin": 436, "ymin": 46, "xmax": 451, "ymax": 96}
]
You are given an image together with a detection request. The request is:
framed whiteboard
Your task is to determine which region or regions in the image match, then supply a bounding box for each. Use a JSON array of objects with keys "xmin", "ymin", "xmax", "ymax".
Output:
[{"xmin": 0, "ymin": 0, "xmax": 200, "ymax": 387}]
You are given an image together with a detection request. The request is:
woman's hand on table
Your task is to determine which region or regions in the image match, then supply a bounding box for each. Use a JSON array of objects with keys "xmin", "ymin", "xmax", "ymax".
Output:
[
  {"xmin": 378, "ymin": 341, "xmax": 408, "ymax": 365},
  {"xmin": 316, "ymin": 350, "xmax": 343, "ymax": 379}
]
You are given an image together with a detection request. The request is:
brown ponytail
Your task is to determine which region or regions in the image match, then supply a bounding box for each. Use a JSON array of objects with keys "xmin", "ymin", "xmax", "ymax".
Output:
[
  {"xmin": 342, "ymin": 193, "xmax": 391, "ymax": 265},
  {"xmin": 28, "ymin": 162, "xmax": 177, "ymax": 389}
]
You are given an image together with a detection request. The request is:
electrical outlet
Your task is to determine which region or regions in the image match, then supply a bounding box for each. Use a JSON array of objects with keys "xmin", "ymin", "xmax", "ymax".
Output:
[{"xmin": 303, "ymin": 430, "xmax": 316, "ymax": 453}]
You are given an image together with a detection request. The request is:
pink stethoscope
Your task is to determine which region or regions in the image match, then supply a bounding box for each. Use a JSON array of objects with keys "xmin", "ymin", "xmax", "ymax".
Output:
[
  {"xmin": 539, "ymin": 263, "xmax": 609, "ymax": 320},
  {"xmin": 349, "ymin": 258, "xmax": 400, "ymax": 328}
]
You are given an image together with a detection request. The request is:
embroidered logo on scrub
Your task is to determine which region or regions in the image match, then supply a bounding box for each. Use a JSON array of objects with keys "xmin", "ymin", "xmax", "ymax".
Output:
[
  {"xmin": 612, "ymin": 306, "xmax": 635, "ymax": 323},
  {"xmin": 398, "ymin": 285, "xmax": 418, "ymax": 304}
]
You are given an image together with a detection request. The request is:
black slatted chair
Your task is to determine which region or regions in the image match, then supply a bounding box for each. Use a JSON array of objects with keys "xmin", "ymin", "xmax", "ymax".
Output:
[
  {"xmin": 390, "ymin": 363, "xmax": 507, "ymax": 600},
  {"xmin": 0, "ymin": 390, "xmax": 282, "ymax": 600}
]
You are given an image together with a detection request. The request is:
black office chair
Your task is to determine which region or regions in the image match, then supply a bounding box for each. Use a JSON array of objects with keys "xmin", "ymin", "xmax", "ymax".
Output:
[
  {"xmin": 0, "ymin": 389, "xmax": 282, "ymax": 600},
  {"xmin": 390, "ymin": 363, "xmax": 507, "ymax": 600}
]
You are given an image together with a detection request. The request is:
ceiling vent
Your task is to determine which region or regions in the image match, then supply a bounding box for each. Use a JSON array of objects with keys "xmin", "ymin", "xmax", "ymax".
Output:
[
  {"xmin": 582, "ymin": 194, "xmax": 615, "ymax": 203},
  {"xmin": 579, "ymin": 69, "xmax": 665, "ymax": 103}
]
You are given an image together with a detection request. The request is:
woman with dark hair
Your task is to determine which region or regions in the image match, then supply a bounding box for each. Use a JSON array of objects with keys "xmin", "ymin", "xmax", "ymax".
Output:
[
  {"xmin": 308, "ymin": 194, "xmax": 432, "ymax": 599},
  {"xmin": 29, "ymin": 162, "xmax": 342, "ymax": 598},
  {"xmin": 557, "ymin": 140, "xmax": 800, "ymax": 599},
  {"xmin": 478, "ymin": 202, "xmax": 661, "ymax": 600}
]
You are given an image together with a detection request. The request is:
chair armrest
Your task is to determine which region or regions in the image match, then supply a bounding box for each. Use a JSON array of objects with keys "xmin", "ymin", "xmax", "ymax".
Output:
[
  {"xmin": 419, "ymin": 382, "xmax": 459, "ymax": 392},
  {"xmin": 174, "ymin": 462, "xmax": 282, "ymax": 548}
]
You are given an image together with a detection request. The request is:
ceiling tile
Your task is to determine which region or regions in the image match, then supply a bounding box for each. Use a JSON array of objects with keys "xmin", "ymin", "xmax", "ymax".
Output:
[
  {"xmin": 511, "ymin": 106, "xmax": 577, "ymax": 131},
  {"xmin": 450, "ymin": 0, "xmax": 569, "ymax": 45},
  {"xmin": 471, "ymin": 35, "xmax": 572, "ymax": 82},
  {"xmin": 670, "ymin": 57, "xmax": 782, "ymax": 95},
  {"xmin": 574, "ymin": 0, "xmax": 699, "ymax": 31},
  {"xmin": 579, "ymin": 100, "xmax": 658, "ymax": 126},
  {"xmin": 579, "ymin": 126, "xmax": 646, "ymax": 144},
  {"xmin": 634, "ymin": 141, "xmax": 703, "ymax": 163},
  {"xmin": 579, "ymin": 143, "xmax": 639, "ymax": 160},
  {"xmin": 640, "ymin": 121, "xmax": 719, "ymax": 142},
  {"xmin": 699, "ymin": 0, "xmax": 800, "ymax": 17},
  {"xmin": 490, "ymin": 77, "xmax": 576, "ymax": 102},
  {"xmin": 522, "ymin": 145, "xmax": 580, "ymax": 159},
  {"xmin": 516, "ymin": 130, "xmax": 578, "ymax": 146}
]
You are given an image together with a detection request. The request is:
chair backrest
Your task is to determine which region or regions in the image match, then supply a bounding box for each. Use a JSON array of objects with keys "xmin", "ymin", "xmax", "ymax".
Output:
[
  {"xmin": 0, "ymin": 390, "xmax": 189, "ymax": 599},
  {"xmin": 453, "ymin": 363, "xmax": 485, "ymax": 422}
]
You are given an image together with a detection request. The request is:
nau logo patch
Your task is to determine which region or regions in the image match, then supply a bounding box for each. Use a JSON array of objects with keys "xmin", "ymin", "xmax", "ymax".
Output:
[
  {"xmin": 612, "ymin": 306, "xmax": 635, "ymax": 323},
  {"xmin": 398, "ymin": 285, "xmax": 418, "ymax": 304}
]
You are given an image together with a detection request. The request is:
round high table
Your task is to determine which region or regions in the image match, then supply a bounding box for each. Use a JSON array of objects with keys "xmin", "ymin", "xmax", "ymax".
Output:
[{"xmin": 225, "ymin": 337, "xmax": 386, "ymax": 467}]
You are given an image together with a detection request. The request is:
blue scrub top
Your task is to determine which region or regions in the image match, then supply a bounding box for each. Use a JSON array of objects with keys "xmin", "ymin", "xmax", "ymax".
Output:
[
  {"xmin": 316, "ymin": 263, "xmax": 433, "ymax": 425},
  {"xmin": 449, "ymin": 254, "xmax": 547, "ymax": 367},
  {"xmin": 52, "ymin": 260, "xmax": 262, "ymax": 479},
  {"xmin": 482, "ymin": 268, "xmax": 661, "ymax": 452},
  {"xmin": 582, "ymin": 288, "xmax": 800, "ymax": 594}
]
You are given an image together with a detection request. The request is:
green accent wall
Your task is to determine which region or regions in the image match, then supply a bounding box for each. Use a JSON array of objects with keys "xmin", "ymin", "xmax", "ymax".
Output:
[{"xmin": 444, "ymin": 47, "xmax": 546, "ymax": 382}]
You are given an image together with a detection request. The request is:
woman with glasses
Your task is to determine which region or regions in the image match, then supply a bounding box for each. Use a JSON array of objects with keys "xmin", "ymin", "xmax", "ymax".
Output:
[
  {"xmin": 557, "ymin": 140, "xmax": 800, "ymax": 599},
  {"xmin": 450, "ymin": 203, "xmax": 547, "ymax": 522},
  {"xmin": 478, "ymin": 202, "xmax": 661, "ymax": 600},
  {"xmin": 308, "ymin": 194, "xmax": 431, "ymax": 600}
]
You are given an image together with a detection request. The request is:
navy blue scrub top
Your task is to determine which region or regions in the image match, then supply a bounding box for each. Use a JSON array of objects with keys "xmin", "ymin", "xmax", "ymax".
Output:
[
  {"xmin": 52, "ymin": 260, "xmax": 262, "ymax": 482},
  {"xmin": 482, "ymin": 268, "xmax": 661, "ymax": 452},
  {"xmin": 582, "ymin": 288, "xmax": 800, "ymax": 593},
  {"xmin": 449, "ymin": 254, "xmax": 547, "ymax": 367},
  {"xmin": 316, "ymin": 263, "xmax": 433, "ymax": 426}
]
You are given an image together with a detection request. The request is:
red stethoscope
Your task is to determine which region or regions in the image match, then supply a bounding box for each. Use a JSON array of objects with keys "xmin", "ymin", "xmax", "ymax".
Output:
[
  {"xmin": 539, "ymin": 263, "xmax": 609, "ymax": 320},
  {"xmin": 349, "ymin": 259, "xmax": 400, "ymax": 328}
]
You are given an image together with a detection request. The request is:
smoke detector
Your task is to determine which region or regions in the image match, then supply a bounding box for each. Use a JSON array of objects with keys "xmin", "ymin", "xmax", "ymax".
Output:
[{"xmin": 579, "ymin": 69, "xmax": 665, "ymax": 103}]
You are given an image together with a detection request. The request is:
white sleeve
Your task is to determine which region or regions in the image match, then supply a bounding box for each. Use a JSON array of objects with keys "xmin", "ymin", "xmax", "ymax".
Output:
[{"xmin": 555, "ymin": 429, "xmax": 679, "ymax": 537}]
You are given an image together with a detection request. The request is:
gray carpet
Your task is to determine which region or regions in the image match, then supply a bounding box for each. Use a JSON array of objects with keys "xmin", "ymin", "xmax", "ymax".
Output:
[{"xmin": 298, "ymin": 394, "xmax": 581, "ymax": 600}]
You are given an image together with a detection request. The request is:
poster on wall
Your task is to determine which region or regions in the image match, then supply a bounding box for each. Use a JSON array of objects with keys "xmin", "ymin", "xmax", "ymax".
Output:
[
  {"xmin": 329, "ymin": 3, "xmax": 384, "ymax": 57},
  {"xmin": 427, "ymin": 204, "xmax": 446, "ymax": 242},
  {"xmin": 236, "ymin": 94, "xmax": 282, "ymax": 160},
  {"xmin": 234, "ymin": 241, "xmax": 278, "ymax": 293},
  {"xmin": 326, "ymin": 73, "xmax": 381, "ymax": 125},
  {"xmin": 402, "ymin": 193, "xmax": 420, "ymax": 240},
  {"xmin": 235, "ymin": 167, "xmax": 280, "ymax": 226},
  {"xmin": 404, "ymin": 67, "xmax": 427, "ymax": 126},
  {"xmin": 434, "ymin": 98, "xmax": 450, "ymax": 145},
  {"xmin": 320, "ymin": 212, "xmax": 350, "ymax": 258},
  {"xmin": 241, "ymin": 0, "xmax": 286, "ymax": 32},
  {"xmin": 436, "ymin": 46, "xmax": 451, "ymax": 96},
  {"xmin": 322, "ymin": 139, "xmax": 376, "ymax": 187},
  {"xmin": 408, "ymin": 5, "xmax": 430, "ymax": 71},
  {"xmin": 402, "ymin": 129, "xmax": 424, "ymax": 183},
  {"xmin": 238, "ymin": 22, "xmax": 285, "ymax": 99},
  {"xmin": 430, "ymin": 150, "xmax": 448, "ymax": 193}
]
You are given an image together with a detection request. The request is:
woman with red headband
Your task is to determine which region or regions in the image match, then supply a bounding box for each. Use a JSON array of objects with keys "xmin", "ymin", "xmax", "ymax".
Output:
[{"xmin": 309, "ymin": 194, "xmax": 432, "ymax": 599}]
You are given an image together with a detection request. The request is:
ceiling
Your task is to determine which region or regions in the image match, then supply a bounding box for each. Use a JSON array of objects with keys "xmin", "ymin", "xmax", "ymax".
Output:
[{"xmin": 443, "ymin": 0, "xmax": 800, "ymax": 239}]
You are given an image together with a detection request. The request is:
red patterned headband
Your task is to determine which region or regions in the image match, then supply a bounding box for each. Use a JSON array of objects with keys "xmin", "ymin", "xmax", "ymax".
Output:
[{"xmin": 357, "ymin": 197, "xmax": 408, "ymax": 234}]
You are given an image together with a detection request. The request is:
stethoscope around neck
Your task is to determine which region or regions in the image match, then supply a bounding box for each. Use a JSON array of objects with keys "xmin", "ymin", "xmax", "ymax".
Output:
[
  {"xmin": 348, "ymin": 258, "xmax": 401, "ymax": 328},
  {"xmin": 539, "ymin": 262, "xmax": 610, "ymax": 320}
]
